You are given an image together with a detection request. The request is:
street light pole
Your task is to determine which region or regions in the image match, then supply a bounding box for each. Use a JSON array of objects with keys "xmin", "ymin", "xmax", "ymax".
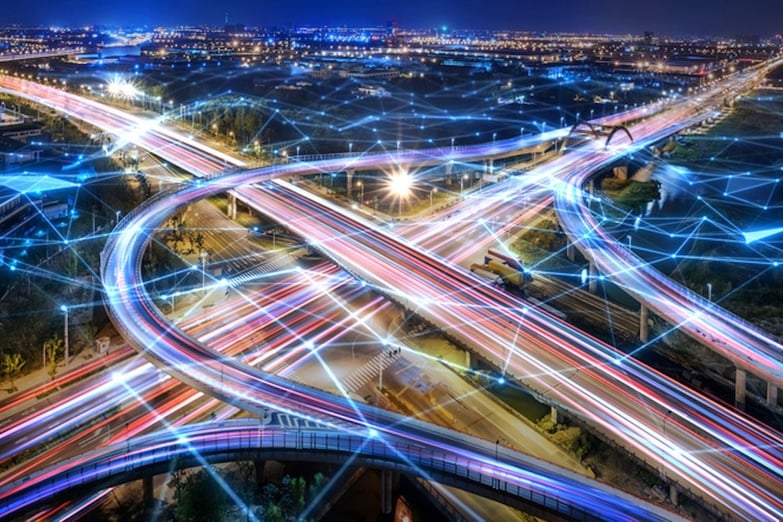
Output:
[
  {"xmin": 60, "ymin": 305, "xmax": 69, "ymax": 366},
  {"xmin": 200, "ymin": 251, "xmax": 208, "ymax": 295}
]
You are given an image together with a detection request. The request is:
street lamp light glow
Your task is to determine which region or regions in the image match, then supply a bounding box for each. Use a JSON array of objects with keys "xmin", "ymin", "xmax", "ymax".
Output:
[
  {"xmin": 106, "ymin": 76, "xmax": 139, "ymax": 100},
  {"xmin": 388, "ymin": 170, "xmax": 411, "ymax": 218},
  {"xmin": 389, "ymin": 171, "xmax": 411, "ymax": 197}
]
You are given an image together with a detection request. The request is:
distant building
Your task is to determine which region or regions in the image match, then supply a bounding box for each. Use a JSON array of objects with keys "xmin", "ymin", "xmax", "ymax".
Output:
[
  {"xmin": 355, "ymin": 85, "xmax": 391, "ymax": 97},
  {"xmin": 0, "ymin": 121, "xmax": 46, "ymax": 170},
  {"xmin": 0, "ymin": 136, "xmax": 41, "ymax": 169}
]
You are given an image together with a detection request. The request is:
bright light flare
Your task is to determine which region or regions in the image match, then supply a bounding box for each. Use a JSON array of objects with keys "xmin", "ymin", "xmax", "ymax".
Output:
[
  {"xmin": 388, "ymin": 170, "xmax": 412, "ymax": 197},
  {"xmin": 106, "ymin": 76, "xmax": 139, "ymax": 100}
]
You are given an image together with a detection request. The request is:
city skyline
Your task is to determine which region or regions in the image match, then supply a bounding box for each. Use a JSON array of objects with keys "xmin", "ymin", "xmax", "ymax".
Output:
[{"xmin": 2, "ymin": 0, "xmax": 782, "ymax": 37}]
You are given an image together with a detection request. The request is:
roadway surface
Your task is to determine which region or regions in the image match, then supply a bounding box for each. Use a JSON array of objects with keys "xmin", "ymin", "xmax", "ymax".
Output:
[{"xmin": 2, "ymin": 63, "xmax": 783, "ymax": 520}]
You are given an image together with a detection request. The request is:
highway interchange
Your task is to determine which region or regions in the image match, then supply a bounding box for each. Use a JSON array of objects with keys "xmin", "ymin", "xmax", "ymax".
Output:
[{"xmin": 1, "ymin": 58, "xmax": 783, "ymax": 521}]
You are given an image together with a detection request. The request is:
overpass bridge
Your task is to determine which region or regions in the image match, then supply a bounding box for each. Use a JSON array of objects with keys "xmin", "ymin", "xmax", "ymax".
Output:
[
  {"xmin": 554, "ymin": 58, "xmax": 783, "ymax": 412},
  {"xmin": 0, "ymin": 419, "xmax": 685, "ymax": 522},
  {"xmin": 5, "ymin": 67, "xmax": 783, "ymax": 520}
]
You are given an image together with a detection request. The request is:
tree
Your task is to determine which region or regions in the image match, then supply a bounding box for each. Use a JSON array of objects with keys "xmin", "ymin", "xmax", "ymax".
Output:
[
  {"xmin": 76, "ymin": 323, "xmax": 98, "ymax": 351},
  {"xmin": 2, "ymin": 353, "xmax": 25, "ymax": 392},
  {"xmin": 261, "ymin": 474, "xmax": 319, "ymax": 522},
  {"xmin": 44, "ymin": 334, "xmax": 63, "ymax": 380},
  {"xmin": 172, "ymin": 466, "xmax": 227, "ymax": 522}
]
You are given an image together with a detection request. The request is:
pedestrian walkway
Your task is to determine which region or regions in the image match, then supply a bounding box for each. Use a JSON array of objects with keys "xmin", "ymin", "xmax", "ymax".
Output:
[
  {"xmin": 228, "ymin": 255, "xmax": 293, "ymax": 287},
  {"xmin": 341, "ymin": 348, "xmax": 402, "ymax": 394}
]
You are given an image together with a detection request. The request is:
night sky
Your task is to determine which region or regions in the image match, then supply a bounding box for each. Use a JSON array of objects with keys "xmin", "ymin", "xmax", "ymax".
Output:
[{"xmin": 3, "ymin": 0, "xmax": 782, "ymax": 36}]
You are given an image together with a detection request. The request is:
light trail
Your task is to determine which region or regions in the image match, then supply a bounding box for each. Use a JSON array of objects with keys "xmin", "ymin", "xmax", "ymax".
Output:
[{"xmin": 1, "ymin": 59, "xmax": 782, "ymax": 520}]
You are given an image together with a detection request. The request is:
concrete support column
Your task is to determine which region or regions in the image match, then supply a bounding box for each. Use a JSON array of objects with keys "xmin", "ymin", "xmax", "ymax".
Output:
[
  {"xmin": 143, "ymin": 474, "xmax": 153, "ymax": 507},
  {"xmin": 380, "ymin": 469, "xmax": 393, "ymax": 515},
  {"xmin": 566, "ymin": 242, "xmax": 575, "ymax": 262},
  {"xmin": 587, "ymin": 179, "xmax": 594, "ymax": 196},
  {"xmin": 445, "ymin": 162, "xmax": 453, "ymax": 185},
  {"xmin": 669, "ymin": 484, "xmax": 678, "ymax": 506},
  {"xmin": 550, "ymin": 405, "xmax": 559, "ymax": 424},
  {"xmin": 346, "ymin": 169, "xmax": 354, "ymax": 199},
  {"xmin": 735, "ymin": 368, "xmax": 747, "ymax": 410},
  {"xmin": 767, "ymin": 382, "xmax": 778, "ymax": 409},
  {"xmin": 227, "ymin": 193, "xmax": 236, "ymax": 219},
  {"xmin": 464, "ymin": 350, "xmax": 472, "ymax": 370},
  {"xmin": 588, "ymin": 261, "xmax": 597, "ymax": 294},
  {"xmin": 639, "ymin": 303, "xmax": 649, "ymax": 343},
  {"xmin": 254, "ymin": 460, "xmax": 267, "ymax": 488}
]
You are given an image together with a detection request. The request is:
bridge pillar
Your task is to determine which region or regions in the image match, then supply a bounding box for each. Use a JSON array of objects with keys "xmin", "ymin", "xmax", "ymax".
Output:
[
  {"xmin": 588, "ymin": 261, "xmax": 597, "ymax": 294},
  {"xmin": 254, "ymin": 460, "xmax": 266, "ymax": 486},
  {"xmin": 464, "ymin": 350, "xmax": 472, "ymax": 370},
  {"xmin": 566, "ymin": 242, "xmax": 575, "ymax": 262},
  {"xmin": 380, "ymin": 469, "xmax": 393, "ymax": 515},
  {"xmin": 346, "ymin": 169, "xmax": 354, "ymax": 199},
  {"xmin": 143, "ymin": 474, "xmax": 153, "ymax": 510},
  {"xmin": 483, "ymin": 158, "xmax": 493, "ymax": 178},
  {"xmin": 735, "ymin": 368, "xmax": 747, "ymax": 410},
  {"xmin": 445, "ymin": 162, "xmax": 453, "ymax": 186},
  {"xmin": 227, "ymin": 193, "xmax": 237, "ymax": 220},
  {"xmin": 767, "ymin": 382, "xmax": 778, "ymax": 409},
  {"xmin": 639, "ymin": 303, "xmax": 649, "ymax": 343},
  {"xmin": 669, "ymin": 484, "xmax": 678, "ymax": 506},
  {"xmin": 550, "ymin": 405, "xmax": 559, "ymax": 424}
]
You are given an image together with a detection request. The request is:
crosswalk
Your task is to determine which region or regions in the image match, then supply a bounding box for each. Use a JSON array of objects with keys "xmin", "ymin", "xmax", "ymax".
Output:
[
  {"xmin": 342, "ymin": 349, "xmax": 402, "ymax": 394},
  {"xmin": 228, "ymin": 255, "xmax": 292, "ymax": 287}
]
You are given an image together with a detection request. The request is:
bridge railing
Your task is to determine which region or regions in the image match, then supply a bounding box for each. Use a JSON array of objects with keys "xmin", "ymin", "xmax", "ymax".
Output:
[{"xmin": 1, "ymin": 421, "xmax": 623, "ymax": 522}]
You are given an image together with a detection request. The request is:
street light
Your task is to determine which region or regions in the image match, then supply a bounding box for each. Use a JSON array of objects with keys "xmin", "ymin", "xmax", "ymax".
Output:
[
  {"xmin": 430, "ymin": 187, "xmax": 437, "ymax": 208},
  {"xmin": 60, "ymin": 304, "xmax": 69, "ymax": 366},
  {"xmin": 389, "ymin": 171, "xmax": 411, "ymax": 218},
  {"xmin": 200, "ymin": 251, "xmax": 208, "ymax": 294}
]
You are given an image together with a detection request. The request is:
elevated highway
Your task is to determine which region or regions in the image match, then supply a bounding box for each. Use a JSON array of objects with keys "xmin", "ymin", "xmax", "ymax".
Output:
[
  {"xmin": 554, "ymin": 59, "xmax": 783, "ymax": 409},
  {"xmin": 0, "ymin": 419, "xmax": 683, "ymax": 522},
  {"xmin": 3, "ymin": 63, "xmax": 783, "ymax": 520},
  {"xmin": 93, "ymin": 156, "xmax": 783, "ymax": 519}
]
